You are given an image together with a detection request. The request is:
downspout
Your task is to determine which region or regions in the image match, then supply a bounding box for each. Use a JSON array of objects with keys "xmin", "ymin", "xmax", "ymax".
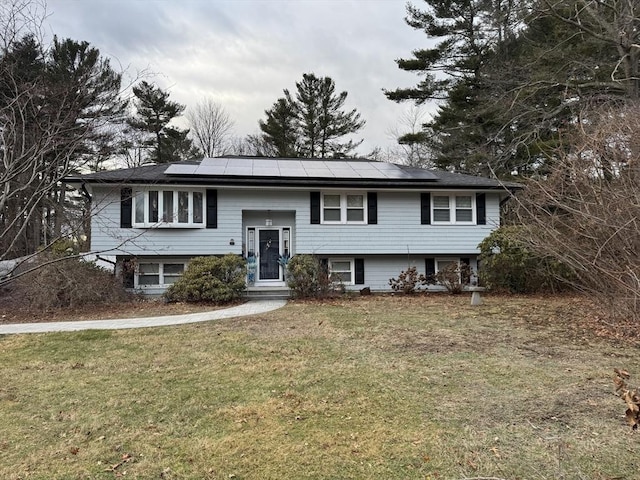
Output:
[
  {"xmin": 80, "ymin": 183, "xmax": 92, "ymax": 252},
  {"xmin": 499, "ymin": 187, "xmax": 518, "ymax": 208}
]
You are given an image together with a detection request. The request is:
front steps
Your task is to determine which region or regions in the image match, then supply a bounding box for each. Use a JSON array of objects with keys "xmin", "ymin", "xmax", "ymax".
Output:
[{"xmin": 244, "ymin": 286, "xmax": 291, "ymax": 300}]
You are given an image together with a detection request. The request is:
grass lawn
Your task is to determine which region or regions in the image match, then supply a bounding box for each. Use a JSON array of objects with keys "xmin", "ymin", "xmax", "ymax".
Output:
[{"xmin": 0, "ymin": 294, "xmax": 638, "ymax": 479}]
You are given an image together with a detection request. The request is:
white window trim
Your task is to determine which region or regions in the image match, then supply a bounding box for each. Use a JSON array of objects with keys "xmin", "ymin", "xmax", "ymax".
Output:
[
  {"xmin": 435, "ymin": 258, "xmax": 460, "ymax": 273},
  {"xmin": 431, "ymin": 193, "xmax": 475, "ymax": 225},
  {"xmin": 434, "ymin": 257, "xmax": 475, "ymax": 285},
  {"xmin": 329, "ymin": 258, "xmax": 355, "ymax": 285},
  {"xmin": 135, "ymin": 261, "xmax": 187, "ymax": 288},
  {"xmin": 321, "ymin": 192, "xmax": 367, "ymax": 225},
  {"xmin": 132, "ymin": 188, "xmax": 205, "ymax": 228}
]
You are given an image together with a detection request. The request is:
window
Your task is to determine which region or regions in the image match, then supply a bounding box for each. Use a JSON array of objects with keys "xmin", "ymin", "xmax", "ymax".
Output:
[
  {"xmin": 434, "ymin": 258, "xmax": 472, "ymax": 285},
  {"xmin": 163, "ymin": 263, "xmax": 185, "ymax": 284},
  {"xmin": 432, "ymin": 194, "xmax": 475, "ymax": 224},
  {"xmin": 323, "ymin": 194, "xmax": 342, "ymax": 221},
  {"xmin": 347, "ymin": 195, "xmax": 364, "ymax": 221},
  {"xmin": 132, "ymin": 189, "xmax": 205, "ymax": 227},
  {"xmin": 436, "ymin": 259, "xmax": 458, "ymax": 274},
  {"xmin": 321, "ymin": 193, "xmax": 367, "ymax": 224},
  {"xmin": 455, "ymin": 195, "xmax": 473, "ymax": 222},
  {"xmin": 138, "ymin": 263, "xmax": 159, "ymax": 285},
  {"xmin": 329, "ymin": 259, "xmax": 354, "ymax": 284},
  {"xmin": 136, "ymin": 262, "xmax": 185, "ymax": 287},
  {"xmin": 433, "ymin": 195, "xmax": 450, "ymax": 222}
]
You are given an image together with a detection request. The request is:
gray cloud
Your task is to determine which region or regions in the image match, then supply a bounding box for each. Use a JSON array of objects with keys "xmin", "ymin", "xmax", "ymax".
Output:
[{"xmin": 47, "ymin": 0, "xmax": 429, "ymax": 155}]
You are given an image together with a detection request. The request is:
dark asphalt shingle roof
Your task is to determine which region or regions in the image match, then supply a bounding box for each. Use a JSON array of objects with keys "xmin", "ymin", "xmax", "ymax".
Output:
[{"xmin": 66, "ymin": 157, "xmax": 521, "ymax": 190}]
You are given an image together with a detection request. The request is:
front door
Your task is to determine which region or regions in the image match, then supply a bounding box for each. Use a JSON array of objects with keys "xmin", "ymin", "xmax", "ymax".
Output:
[{"xmin": 258, "ymin": 229, "xmax": 280, "ymax": 281}]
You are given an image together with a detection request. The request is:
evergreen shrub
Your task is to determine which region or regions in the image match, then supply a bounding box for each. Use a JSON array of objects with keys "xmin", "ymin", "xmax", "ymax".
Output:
[
  {"xmin": 165, "ymin": 254, "xmax": 246, "ymax": 303},
  {"xmin": 286, "ymin": 254, "xmax": 329, "ymax": 298}
]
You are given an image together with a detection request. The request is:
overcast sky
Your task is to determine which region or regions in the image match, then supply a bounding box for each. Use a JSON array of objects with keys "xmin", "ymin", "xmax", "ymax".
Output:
[{"xmin": 46, "ymin": 0, "xmax": 432, "ymax": 156}]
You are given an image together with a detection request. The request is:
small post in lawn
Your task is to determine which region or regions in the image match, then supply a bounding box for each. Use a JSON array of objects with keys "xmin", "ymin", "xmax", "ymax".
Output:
[{"xmin": 469, "ymin": 286, "xmax": 485, "ymax": 306}]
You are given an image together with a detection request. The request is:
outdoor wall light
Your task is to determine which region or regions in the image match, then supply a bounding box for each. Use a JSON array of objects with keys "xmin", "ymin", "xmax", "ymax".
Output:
[{"xmin": 229, "ymin": 238, "xmax": 235, "ymax": 245}]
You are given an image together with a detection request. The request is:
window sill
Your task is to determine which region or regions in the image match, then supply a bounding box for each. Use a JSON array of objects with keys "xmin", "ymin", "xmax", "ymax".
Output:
[
  {"xmin": 430, "ymin": 222, "xmax": 477, "ymax": 226},
  {"xmin": 320, "ymin": 222, "xmax": 368, "ymax": 225},
  {"xmin": 132, "ymin": 223, "xmax": 205, "ymax": 229}
]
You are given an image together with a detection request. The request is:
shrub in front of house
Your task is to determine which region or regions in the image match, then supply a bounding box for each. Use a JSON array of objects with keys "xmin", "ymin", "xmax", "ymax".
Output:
[
  {"xmin": 8, "ymin": 254, "xmax": 131, "ymax": 310},
  {"xmin": 164, "ymin": 254, "xmax": 246, "ymax": 304},
  {"xmin": 434, "ymin": 262, "xmax": 472, "ymax": 294},
  {"xmin": 388, "ymin": 266, "xmax": 431, "ymax": 294},
  {"xmin": 286, "ymin": 254, "xmax": 330, "ymax": 298},
  {"xmin": 478, "ymin": 226, "xmax": 571, "ymax": 293}
]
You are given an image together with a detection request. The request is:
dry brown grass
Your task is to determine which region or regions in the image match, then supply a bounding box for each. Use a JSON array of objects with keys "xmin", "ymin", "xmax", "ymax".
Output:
[
  {"xmin": 0, "ymin": 293, "xmax": 638, "ymax": 479},
  {"xmin": 0, "ymin": 297, "xmax": 240, "ymax": 324}
]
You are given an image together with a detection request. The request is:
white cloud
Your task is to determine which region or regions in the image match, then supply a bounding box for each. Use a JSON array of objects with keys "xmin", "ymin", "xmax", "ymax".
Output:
[{"xmin": 46, "ymin": 0, "xmax": 432, "ymax": 155}]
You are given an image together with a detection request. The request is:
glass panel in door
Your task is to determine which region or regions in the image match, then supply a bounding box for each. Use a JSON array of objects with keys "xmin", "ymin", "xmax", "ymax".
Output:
[{"xmin": 259, "ymin": 229, "xmax": 280, "ymax": 280}]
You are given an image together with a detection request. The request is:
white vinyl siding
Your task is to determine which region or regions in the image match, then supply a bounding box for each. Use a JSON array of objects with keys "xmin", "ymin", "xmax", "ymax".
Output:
[
  {"xmin": 328, "ymin": 256, "xmax": 479, "ymax": 292},
  {"xmin": 91, "ymin": 188, "xmax": 500, "ymax": 257}
]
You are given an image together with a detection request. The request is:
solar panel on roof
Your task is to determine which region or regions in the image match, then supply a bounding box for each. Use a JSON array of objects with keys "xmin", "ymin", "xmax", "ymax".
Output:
[
  {"xmin": 163, "ymin": 157, "xmax": 439, "ymax": 181},
  {"xmin": 165, "ymin": 165, "xmax": 198, "ymax": 175},
  {"xmin": 225, "ymin": 167, "xmax": 249, "ymax": 175}
]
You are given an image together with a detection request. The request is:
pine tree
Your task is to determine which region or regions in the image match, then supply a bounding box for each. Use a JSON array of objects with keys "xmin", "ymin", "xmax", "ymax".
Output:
[
  {"xmin": 386, "ymin": 0, "xmax": 635, "ymax": 177},
  {"xmin": 128, "ymin": 81, "xmax": 195, "ymax": 163},
  {"xmin": 0, "ymin": 34, "xmax": 126, "ymax": 258},
  {"xmin": 260, "ymin": 73, "xmax": 365, "ymax": 158},
  {"xmin": 259, "ymin": 98, "xmax": 298, "ymax": 157}
]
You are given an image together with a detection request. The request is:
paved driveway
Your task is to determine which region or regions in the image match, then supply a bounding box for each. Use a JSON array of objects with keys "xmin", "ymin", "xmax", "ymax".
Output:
[{"xmin": 0, "ymin": 300, "xmax": 287, "ymax": 334}]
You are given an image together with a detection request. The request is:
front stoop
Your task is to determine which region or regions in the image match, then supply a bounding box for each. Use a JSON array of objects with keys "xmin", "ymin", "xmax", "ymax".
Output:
[{"xmin": 244, "ymin": 286, "xmax": 291, "ymax": 300}]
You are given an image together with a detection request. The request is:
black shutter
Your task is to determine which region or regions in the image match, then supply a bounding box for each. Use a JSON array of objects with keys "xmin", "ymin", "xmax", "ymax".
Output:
[
  {"xmin": 476, "ymin": 193, "xmax": 486, "ymax": 225},
  {"xmin": 122, "ymin": 258, "xmax": 135, "ymax": 288},
  {"xmin": 425, "ymin": 258, "xmax": 435, "ymax": 276},
  {"xmin": 120, "ymin": 188, "xmax": 132, "ymax": 228},
  {"xmin": 320, "ymin": 258, "xmax": 329, "ymax": 276},
  {"xmin": 355, "ymin": 258, "xmax": 365, "ymax": 284},
  {"xmin": 421, "ymin": 193, "xmax": 431, "ymax": 225},
  {"xmin": 310, "ymin": 191, "xmax": 321, "ymax": 224},
  {"xmin": 367, "ymin": 192, "xmax": 377, "ymax": 225},
  {"xmin": 206, "ymin": 189, "xmax": 218, "ymax": 228}
]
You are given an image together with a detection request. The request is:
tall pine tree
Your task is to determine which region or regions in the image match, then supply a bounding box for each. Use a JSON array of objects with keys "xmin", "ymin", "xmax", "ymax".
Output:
[
  {"xmin": 387, "ymin": 0, "xmax": 635, "ymax": 178},
  {"xmin": 260, "ymin": 73, "xmax": 365, "ymax": 158},
  {"xmin": 127, "ymin": 81, "xmax": 197, "ymax": 163},
  {"xmin": 259, "ymin": 98, "xmax": 298, "ymax": 157},
  {"xmin": 0, "ymin": 34, "xmax": 126, "ymax": 259}
]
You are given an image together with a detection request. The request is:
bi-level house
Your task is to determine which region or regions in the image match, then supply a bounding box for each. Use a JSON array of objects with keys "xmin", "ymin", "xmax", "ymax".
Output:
[{"xmin": 68, "ymin": 156, "xmax": 518, "ymax": 296}]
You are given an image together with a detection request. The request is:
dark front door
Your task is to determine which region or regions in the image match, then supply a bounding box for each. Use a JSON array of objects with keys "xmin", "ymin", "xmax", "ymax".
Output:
[{"xmin": 259, "ymin": 229, "xmax": 280, "ymax": 280}]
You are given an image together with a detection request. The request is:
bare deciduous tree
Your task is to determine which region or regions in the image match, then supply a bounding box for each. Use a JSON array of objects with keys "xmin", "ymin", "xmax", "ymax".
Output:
[
  {"xmin": 0, "ymin": 0, "xmax": 45, "ymax": 50},
  {"xmin": 226, "ymin": 134, "xmax": 278, "ymax": 157},
  {"xmin": 514, "ymin": 102, "xmax": 640, "ymax": 321},
  {"xmin": 0, "ymin": 1, "xmax": 127, "ymax": 261},
  {"xmin": 537, "ymin": 0, "xmax": 640, "ymax": 99},
  {"xmin": 386, "ymin": 106, "xmax": 434, "ymax": 167},
  {"xmin": 186, "ymin": 97, "xmax": 234, "ymax": 157}
]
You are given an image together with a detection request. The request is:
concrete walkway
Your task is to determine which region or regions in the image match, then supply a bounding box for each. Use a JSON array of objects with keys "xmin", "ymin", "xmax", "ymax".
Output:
[{"xmin": 0, "ymin": 299, "xmax": 287, "ymax": 335}]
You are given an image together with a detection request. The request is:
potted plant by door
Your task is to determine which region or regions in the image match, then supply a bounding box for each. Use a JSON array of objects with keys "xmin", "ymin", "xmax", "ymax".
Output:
[
  {"xmin": 278, "ymin": 254, "xmax": 290, "ymax": 283},
  {"xmin": 246, "ymin": 255, "xmax": 257, "ymax": 285}
]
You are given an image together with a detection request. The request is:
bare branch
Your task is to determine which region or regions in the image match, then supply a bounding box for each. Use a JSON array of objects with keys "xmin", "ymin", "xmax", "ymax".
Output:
[{"xmin": 186, "ymin": 97, "xmax": 234, "ymax": 158}]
